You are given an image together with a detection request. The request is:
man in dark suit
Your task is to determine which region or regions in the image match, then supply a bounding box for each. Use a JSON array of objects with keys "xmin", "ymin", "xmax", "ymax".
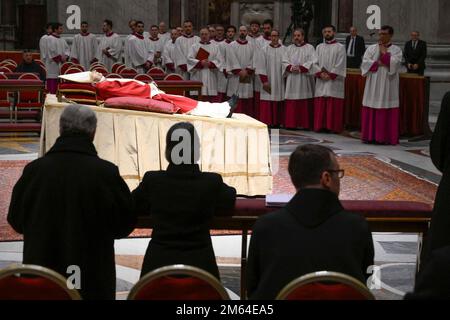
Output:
[
  {"xmin": 404, "ymin": 31, "xmax": 427, "ymax": 75},
  {"xmin": 345, "ymin": 26, "xmax": 366, "ymax": 69},
  {"xmin": 8, "ymin": 105, "xmax": 136, "ymax": 300},
  {"xmin": 247, "ymin": 144, "xmax": 374, "ymax": 300}
]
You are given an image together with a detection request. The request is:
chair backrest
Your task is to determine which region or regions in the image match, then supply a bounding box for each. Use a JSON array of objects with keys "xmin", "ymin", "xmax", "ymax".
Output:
[
  {"xmin": 90, "ymin": 62, "xmax": 105, "ymax": 69},
  {"xmin": 17, "ymin": 73, "xmax": 41, "ymax": 102},
  {"xmin": 116, "ymin": 64, "xmax": 126, "ymax": 74},
  {"xmin": 71, "ymin": 64, "xmax": 85, "ymax": 72},
  {"xmin": 105, "ymin": 73, "xmax": 123, "ymax": 79},
  {"xmin": 0, "ymin": 264, "xmax": 82, "ymax": 300},
  {"xmin": 164, "ymin": 73, "xmax": 184, "ymax": 81},
  {"xmin": 111, "ymin": 63, "xmax": 125, "ymax": 74},
  {"xmin": 134, "ymin": 74, "xmax": 153, "ymax": 82},
  {"xmin": 91, "ymin": 66, "xmax": 108, "ymax": 75},
  {"xmin": 63, "ymin": 67, "xmax": 84, "ymax": 75},
  {"xmin": 128, "ymin": 265, "xmax": 229, "ymax": 300},
  {"xmin": 35, "ymin": 59, "xmax": 45, "ymax": 67},
  {"xmin": 0, "ymin": 73, "xmax": 9, "ymax": 100},
  {"xmin": 60, "ymin": 62, "xmax": 74, "ymax": 75},
  {"xmin": 3, "ymin": 59, "xmax": 17, "ymax": 66},
  {"xmin": 119, "ymin": 67, "xmax": 138, "ymax": 76},
  {"xmin": 276, "ymin": 271, "xmax": 375, "ymax": 300},
  {"xmin": 0, "ymin": 66, "xmax": 13, "ymax": 73},
  {"xmin": 148, "ymin": 67, "xmax": 165, "ymax": 76}
]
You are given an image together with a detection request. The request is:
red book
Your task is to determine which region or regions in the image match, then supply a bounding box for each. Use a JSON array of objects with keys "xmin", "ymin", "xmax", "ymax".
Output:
[{"xmin": 196, "ymin": 47, "xmax": 210, "ymax": 60}]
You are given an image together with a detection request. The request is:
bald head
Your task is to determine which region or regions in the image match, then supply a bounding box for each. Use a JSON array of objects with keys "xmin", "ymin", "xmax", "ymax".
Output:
[
  {"xmin": 200, "ymin": 28, "xmax": 210, "ymax": 42},
  {"xmin": 239, "ymin": 25, "xmax": 248, "ymax": 40}
]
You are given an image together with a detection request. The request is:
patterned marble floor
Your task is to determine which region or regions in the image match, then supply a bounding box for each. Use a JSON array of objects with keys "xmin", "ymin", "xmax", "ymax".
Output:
[{"xmin": 0, "ymin": 128, "xmax": 440, "ymax": 300}]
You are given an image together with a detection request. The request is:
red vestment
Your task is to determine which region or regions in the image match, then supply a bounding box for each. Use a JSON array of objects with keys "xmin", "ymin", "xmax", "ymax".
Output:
[{"xmin": 95, "ymin": 80, "xmax": 198, "ymax": 113}]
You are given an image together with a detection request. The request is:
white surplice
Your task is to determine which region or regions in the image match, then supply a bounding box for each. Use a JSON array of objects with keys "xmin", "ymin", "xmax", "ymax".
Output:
[
  {"xmin": 174, "ymin": 34, "xmax": 201, "ymax": 79},
  {"xmin": 254, "ymin": 44, "xmax": 286, "ymax": 102},
  {"xmin": 312, "ymin": 41, "xmax": 347, "ymax": 99},
  {"xmin": 96, "ymin": 32, "xmax": 123, "ymax": 72},
  {"xmin": 212, "ymin": 39, "xmax": 230, "ymax": 95},
  {"xmin": 70, "ymin": 33, "xmax": 98, "ymax": 70},
  {"xmin": 39, "ymin": 34, "xmax": 50, "ymax": 62},
  {"xmin": 361, "ymin": 44, "xmax": 403, "ymax": 109},
  {"xmin": 282, "ymin": 43, "xmax": 317, "ymax": 100},
  {"xmin": 128, "ymin": 34, "xmax": 153, "ymax": 74},
  {"xmin": 46, "ymin": 34, "xmax": 70, "ymax": 79},
  {"xmin": 226, "ymin": 39, "xmax": 254, "ymax": 98},
  {"xmin": 187, "ymin": 42, "xmax": 223, "ymax": 96}
]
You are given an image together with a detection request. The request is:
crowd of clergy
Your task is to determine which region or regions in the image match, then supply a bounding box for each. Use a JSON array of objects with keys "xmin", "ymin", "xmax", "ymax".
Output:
[{"xmin": 39, "ymin": 18, "xmax": 422, "ymax": 146}]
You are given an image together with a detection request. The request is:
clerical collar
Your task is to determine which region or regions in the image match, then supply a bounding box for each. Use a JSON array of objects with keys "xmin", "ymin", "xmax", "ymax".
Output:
[
  {"xmin": 237, "ymin": 39, "xmax": 248, "ymax": 45},
  {"xmin": 51, "ymin": 33, "xmax": 60, "ymax": 38},
  {"xmin": 133, "ymin": 32, "xmax": 144, "ymax": 40},
  {"xmin": 326, "ymin": 39, "xmax": 337, "ymax": 44},
  {"xmin": 183, "ymin": 34, "xmax": 194, "ymax": 38},
  {"xmin": 80, "ymin": 32, "xmax": 90, "ymax": 37},
  {"xmin": 295, "ymin": 42, "xmax": 307, "ymax": 47},
  {"xmin": 270, "ymin": 43, "xmax": 281, "ymax": 48},
  {"xmin": 200, "ymin": 41, "xmax": 211, "ymax": 45},
  {"xmin": 149, "ymin": 37, "xmax": 159, "ymax": 41},
  {"xmin": 106, "ymin": 32, "xmax": 115, "ymax": 37},
  {"xmin": 225, "ymin": 39, "xmax": 232, "ymax": 44},
  {"xmin": 263, "ymin": 35, "xmax": 271, "ymax": 41},
  {"xmin": 249, "ymin": 34, "xmax": 260, "ymax": 39},
  {"xmin": 214, "ymin": 38, "xmax": 225, "ymax": 42}
]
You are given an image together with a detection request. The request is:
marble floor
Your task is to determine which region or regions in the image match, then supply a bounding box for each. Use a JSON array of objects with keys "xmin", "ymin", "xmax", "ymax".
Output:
[{"xmin": 0, "ymin": 123, "xmax": 440, "ymax": 300}]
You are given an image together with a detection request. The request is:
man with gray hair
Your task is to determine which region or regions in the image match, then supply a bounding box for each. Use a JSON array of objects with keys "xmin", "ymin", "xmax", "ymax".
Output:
[{"xmin": 8, "ymin": 104, "xmax": 136, "ymax": 300}]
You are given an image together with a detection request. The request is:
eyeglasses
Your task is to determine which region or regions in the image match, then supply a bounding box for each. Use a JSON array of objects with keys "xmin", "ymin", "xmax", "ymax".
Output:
[{"xmin": 326, "ymin": 169, "xmax": 345, "ymax": 179}]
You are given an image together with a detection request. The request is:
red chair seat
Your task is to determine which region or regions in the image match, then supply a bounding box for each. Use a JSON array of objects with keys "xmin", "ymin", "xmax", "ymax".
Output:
[
  {"xmin": 0, "ymin": 123, "xmax": 41, "ymax": 132},
  {"xmin": 16, "ymin": 102, "xmax": 43, "ymax": 108},
  {"xmin": 0, "ymin": 276, "xmax": 72, "ymax": 300}
]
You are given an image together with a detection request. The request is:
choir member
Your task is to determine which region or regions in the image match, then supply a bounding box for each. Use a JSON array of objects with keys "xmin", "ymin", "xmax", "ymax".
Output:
[
  {"xmin": 124, "ymin": 19, "xmax": 137, "ymax": 68},
  {"xmin": 39, "ymin": 23, "xmax": 53, "ymax": 66},
  {"xmin": 282, "ymin": 29, "xmax": 317, "ymax": 129},
  {"xmin": 46, "ymin": 22, "xmax": 70, "ymax": 94},
  {"xmin": 174, "ymin": 20, "xmax": 200, "ymax": 79},
  {"xmin": 226, "ymin": 26, "xmax": 255, "ymax": 116},
  {"xmin": 312, "ymin": 25, "xmax": 347, "ymax": 133},
  {"xmin": 70, "ymin": 21, "xmax": 98, "ymax": 70},
  {"xmin": 254, "ymin": 30, "xmax": 286, "ymax": 126},
  {"xmin": 361, "ymin": 25, "xmax": 403, "ymax": 145},
  {"xmin": 162, "ymin": 29, "xmax": 181, "ymax": 74},
  {"xmin": 208, "ymin": 25, "xmax": 217, "ymax": 40},
  {"xmin": 226, "ymin": 25, "xmax": 236, "ymax": 43},
  {"xmin": 187, "ymin": 28, "xmax": 223, "ymax": 102},
  {"xmin": 128, "ymin": 21, "xmax": 153, "ymax": 74},
  {"xmin": 247, "ymin": 20, "xmax": 262, "ymax": 45},
  {"xmin": 158, "ymin": 22, "xmax": 171, "ymax": 48},
  {"xmin": 212, "ymin": 25, "xmax": 228, "ymax": 101},
  {"xmin": 96, "ymin": 19, "xmax": 122, "ymax": 72},
  {"xmin": 149, "ymin": 25, "xmax": 163, "ymax": 67}
]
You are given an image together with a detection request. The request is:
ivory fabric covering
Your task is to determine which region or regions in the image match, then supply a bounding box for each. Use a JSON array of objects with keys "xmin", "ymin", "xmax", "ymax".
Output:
[{"xmin": 40, "ymin": 95, "xmax": 273, "ymax": 196}]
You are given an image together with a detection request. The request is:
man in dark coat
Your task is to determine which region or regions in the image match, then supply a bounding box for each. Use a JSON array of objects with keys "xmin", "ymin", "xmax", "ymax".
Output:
[
  {"xmin": 15, "ymin": 50, "xmax": 46, "ymax": 81},
  {"xmin": 8, "ymin": 104, "xmax": 136, "ymax": 300},
  {"xmin": 404, "ymin": 31, "xmax": 427, "ymax": 76},
  {"xmin": 345, "ymin": 26, "xmax": 366, "ymax": 69},
  {"xmin": 247, "ymin": 144, "xmax": 374, "ymax": 300},
  {"xmin": 422, "ymin": 92, "xmax": 450, "ymax": 266},
  {"xmin": 132, "ymin": 122, "xmax": 236, "ymax": 279}
]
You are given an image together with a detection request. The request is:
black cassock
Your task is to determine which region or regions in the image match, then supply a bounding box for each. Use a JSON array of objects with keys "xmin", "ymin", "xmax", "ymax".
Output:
[{"xmin": 8, "ymin": 134, "xmax": 136, "ymax": 300}]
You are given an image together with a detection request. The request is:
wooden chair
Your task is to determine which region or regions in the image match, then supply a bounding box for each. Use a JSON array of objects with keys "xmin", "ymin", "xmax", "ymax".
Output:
[
  {"xmin": 119, "ymin": 67, "xmax": 138, "ymax": 77},
  {"xmin": 15, "ymin": 73, "xmax": 43, "ymax": 121},
  {"xmin": 60, "ymin": 62, "xmax": 74, "ymax": 75},
  {"xmin": 0, "ymin": 66, "xmax": 14, "ymax": 73},
  {"xmin": 71, "ymin": 64, "xmax": 85, "ymax": 72},
  {"xmin": 128, "ymin": 265, "xmax": 229, "ymax": 300},
  {"xmin": 276, "ymin": 271, "xmax": 375, "ymax": 300},
  {"xmin": 148, "ymin": 67, "xmax": 165, "ymax": 77},
  {"xmin": 0, "ymin": 264, "xmax": 82, "ymax": 300},
  {"xmin": 91, "ymin": 66, "xmax": 108, "ymax": 75}
]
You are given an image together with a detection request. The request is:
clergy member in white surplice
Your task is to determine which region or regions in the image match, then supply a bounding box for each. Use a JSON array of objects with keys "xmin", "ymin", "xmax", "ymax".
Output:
[
  {"xmin": 174, "ymin": 20, "xmax": 200, "ymax": 80},
  {"xmin": 46, "ymin": 23, "xmax": 70, "ymax": 94},
  {"xmin": 282, "ymin": 29, "xmax": 317, "ymax": 130},
  {"xmin": 148, "ymin": 25, "xmax": 164, "ymax": 68},
  {"xmin": 39, "ymin": 23, "xmax": 53, "ymax": 66},
  {"xmin": 162, "ymin": 29, "xmax": 181, "ymax": 74},
  {"xmin": 187, "ymin": 28, "xmax": 223, "ymax": 102},
  {"xmin": 96, "ymin": 19, "xmax": 122, "ymax": 72},
  {"xmin": 312, "ymin": 25, "xmax": 347, "ymax": 133},
  {"xmin": 361, "ymin": 26, "xmax": 403, "ymax": 146},
  {"xmin": 70, "ymin": 22, "xmax": 98, "ymax": 70},
  {"xmin": 212, "ymin": 25, "xmax": 229, "ymax": 102},
  {"xmin": 226, "ymin": 26, "xmax": 255, "ymax": 116},
  {"xmin": 158, "ymin": 22, "xmax": 171, "ymax": 48},
  {"xmin": 128, "ymin": 21, "xmax": 154, "ymax": 74},
  {"xmin": 254, "ymin": 30, "xmax": 286, "ymax": 126},
  {"xmin": 124, "ymin": 20, "xmax": 137, "ymax": 68}
]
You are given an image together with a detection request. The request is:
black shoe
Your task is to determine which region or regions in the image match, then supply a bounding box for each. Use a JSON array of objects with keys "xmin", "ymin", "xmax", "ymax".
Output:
[{"xmin": 227, "ymin": 94, "xmax": 239, "ymax": 118}]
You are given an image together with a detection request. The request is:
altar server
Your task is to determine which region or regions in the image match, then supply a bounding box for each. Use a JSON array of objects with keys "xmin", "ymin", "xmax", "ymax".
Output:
[
  {"xmin": 282, "ymin": 29, "xmax": 317, "ymax": 129},
  {"xmin": 46, "ymin": 22, "xmax": 70, "ymax": 94},
  {"xmin": 254, "ymin": 30, "xmax": 286, "ymax": 126},
  {"xmin": 312, "ymin": 25, "xmax": 347, "ymax": 133},
  {"xmin": 162, "ymin": 29, "xmax": 181, "ymax": 73},
  {"xmin": 128, "ymin": 21, "xmax": 153, "ymax": 74},
  {"xmin": 96, "ymin": 19, "xmax": 122, "ymax": 72},
  {"xmin": 70, "ymin": 21, "xmax": 98, "ymax": 70},
  {"xmin": 361, "ymin": 25, "xmax": 403, "ymax": 145},
  {"xmin": 174, "ymin": 20, "xmax": 200, "ymax": 79}
]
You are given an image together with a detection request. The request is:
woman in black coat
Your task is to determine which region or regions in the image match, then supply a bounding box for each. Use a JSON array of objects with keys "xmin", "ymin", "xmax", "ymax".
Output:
[
  {"xmin": 132, "ymin": 122, "xmax": 237, "ymax": 279},
  {"xmin": 427, "ymin": 92, "xmax": 450, "ymax": 261}
]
